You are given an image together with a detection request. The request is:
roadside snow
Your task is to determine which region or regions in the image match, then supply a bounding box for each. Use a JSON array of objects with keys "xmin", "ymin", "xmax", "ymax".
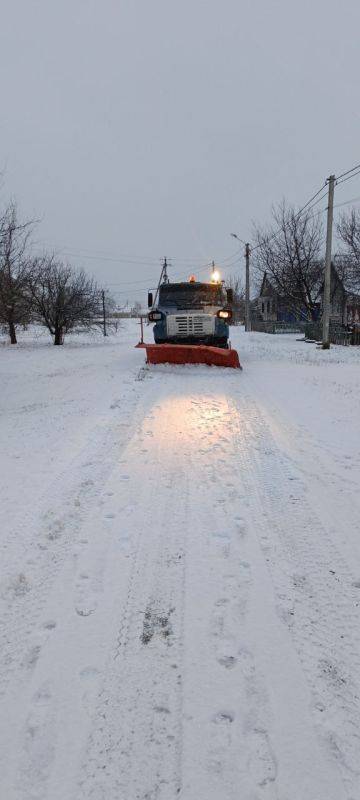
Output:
[{"xmin": 1, "ymin": 322, "xmax": 360, "ymax": 799}]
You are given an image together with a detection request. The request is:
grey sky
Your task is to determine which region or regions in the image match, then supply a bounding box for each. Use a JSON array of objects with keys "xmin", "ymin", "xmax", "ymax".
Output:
[{"xmin": 0, "ymin": 0, "xmax": 359, "ymax": 304}]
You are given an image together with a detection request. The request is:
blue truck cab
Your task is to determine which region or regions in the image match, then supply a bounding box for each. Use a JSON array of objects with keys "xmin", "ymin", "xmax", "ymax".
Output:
[{"xmin": 148, "ymin": 276, "xmax": 233, "ymax": 348}]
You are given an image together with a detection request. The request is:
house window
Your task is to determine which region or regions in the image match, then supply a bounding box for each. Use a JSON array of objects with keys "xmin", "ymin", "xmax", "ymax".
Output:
[
  {"xmin": 262, "ymin": 302, "xmax": 264, "ymax": 313},
  {"xmin": 267, "ymin": 301, "xmax": 270, "ymax": 313}
]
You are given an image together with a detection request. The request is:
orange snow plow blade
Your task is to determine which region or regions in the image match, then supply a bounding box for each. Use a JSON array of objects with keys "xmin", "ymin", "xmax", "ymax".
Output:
[{"xmin": 136, "ymin": 343, "xmax": 241, "ymax": 369}]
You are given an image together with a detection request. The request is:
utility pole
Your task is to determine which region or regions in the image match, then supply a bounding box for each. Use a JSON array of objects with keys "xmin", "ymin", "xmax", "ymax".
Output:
[
  {"xmin": 245, "ymin": 243, "xmax": 251, "ymax": 332},
  {"xmin": 230, "ymin": 233, "xmax": 251, "ymax": 331},
  {"xmin": 322, "ymin": 174, "xmax": 336, "ymax": 349},
  {"xmin": 153, "ymin": 257, "xmax": 170, "ymax": 309},
  {"xmin": 163, "ymin": 257, "xmax": 169, "ymax": 284},
  {"xmin": 101, "ymin": 289, "xmax": 107, "ymax": 337}
]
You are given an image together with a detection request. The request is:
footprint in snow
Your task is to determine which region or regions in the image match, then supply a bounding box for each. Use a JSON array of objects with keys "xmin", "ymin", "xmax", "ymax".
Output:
[
  {"xmin": 212, "ymin": 530, "xmax": 230, "ymax": 540},
  {"xmin": 33, "ymin": 684, "xmax": 52, "ymax": 706},
  {"xmin": 247, "ymin": 728, "xmax": 277, "ymax": 787},
  {"xmin": 217, "ymin": 655, "xmax": 237, "ymax": 669},
  {"xmin": 212, "ymin": 711, "xmax": 235, "ymax": 724},
  {"xmin": 215, "ymin": 598, "xmax": 229, "ymax": 607},
  {"xmin": 8, "ymin": 573, "xmax": 31, "ymax": 598},
  {"xmin": 80, "ymin": 666, "xmax": 100, "ymax": 679},
  {"xmin": 42, "ymin": 620, "xmax": 57, "ymax": 631},
  {"xmin": 75, "ymin": 605, "xmax": 95, "ymax": 617},
  {"xmin": 153, "ymin": 705, "xmax": 171, "ymax": 715},
  {"xmin": 235, "ymin": 517, "xmax": 247, "ymax": 537},
  {"xmin": 23, "ymin": 644, "xmax": 42, "ymax": 669}
]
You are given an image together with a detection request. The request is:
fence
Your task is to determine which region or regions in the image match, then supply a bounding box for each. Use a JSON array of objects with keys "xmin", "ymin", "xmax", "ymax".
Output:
[
  {"xmin": 304, "ymin": 322, "xmax": 360, "ymax": 346},
  {"xmin": 251, "ymin": 320, "xmax": 307, "ymax": 334}
]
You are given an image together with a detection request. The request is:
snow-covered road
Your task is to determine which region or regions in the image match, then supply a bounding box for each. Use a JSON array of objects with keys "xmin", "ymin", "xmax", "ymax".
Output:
[{"xmin": 1, "ymin": 323, "xmax": 360, "ymax": 799}]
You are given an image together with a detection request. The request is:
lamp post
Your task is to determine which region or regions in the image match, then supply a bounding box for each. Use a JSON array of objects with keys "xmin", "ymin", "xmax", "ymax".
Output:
[{"xmin": 230, "ymin": 234, "xmax": 251, "ymax": 332}]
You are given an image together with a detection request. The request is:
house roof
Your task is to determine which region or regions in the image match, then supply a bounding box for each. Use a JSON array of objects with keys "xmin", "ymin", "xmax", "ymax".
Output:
[
  {"xmin": 259, "ymin": 272, "xmax": 279, "ymax": 298},
  {"xmin": 260, "ymin": 264, "xmax": 347, "ymax": 304}
]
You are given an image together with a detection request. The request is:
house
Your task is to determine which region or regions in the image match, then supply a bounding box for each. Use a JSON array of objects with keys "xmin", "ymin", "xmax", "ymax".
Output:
[
  {"xmin": 256, "ymin": 265, "xmax": 347, "ymax": 325},
  {"xmin": 256, "ymin": 272, "xmax": 314, "ymax": 323},
  {"xmin": 256, "ymin": 273, "xmax": 279, "ymax": 321},
  {"xmin": 319, "ymin": 264, "xmax": 347, "ymax": 325},
  {"xmin": 345, "ymin": 293, "xmax": 360, "ymax": 326}
]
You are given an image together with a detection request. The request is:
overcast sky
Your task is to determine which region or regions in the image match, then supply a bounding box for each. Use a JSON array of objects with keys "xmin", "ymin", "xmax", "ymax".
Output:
[{"xmin": 0, "ymin": 0, "xmax": 359, "ymax": 304}]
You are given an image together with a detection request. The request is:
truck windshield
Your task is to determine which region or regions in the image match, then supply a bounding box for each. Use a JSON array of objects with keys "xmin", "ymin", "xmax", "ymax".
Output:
[{"xmin": 159, "ymin": 283, "xmax": 224, "ymax": 309}]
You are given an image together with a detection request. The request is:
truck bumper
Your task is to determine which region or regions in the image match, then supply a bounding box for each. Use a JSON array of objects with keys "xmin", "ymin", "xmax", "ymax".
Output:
[{"xmin": 154, "ymin": 335, "xmax": 229, "ymax": 348}]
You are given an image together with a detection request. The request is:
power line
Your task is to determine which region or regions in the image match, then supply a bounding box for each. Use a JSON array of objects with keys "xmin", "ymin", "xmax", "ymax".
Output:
[
  {"xmin": 336, "ymin": 168, "xmax": 360, "ymax": 187},
  {"xmin": 31, "ymin": 242, "xmax": 164, "ymax": 265},
  {"xmin": 105, "ymin": 276, "xmax": 163, "ymax": 286},
  {"xmin": 32, "ymin": 239, "xmax": 241, "ymax": 269},
  {"xmin": 104, "ymin": 256, "xmax": 229, "ymax": 286},
  {"xmin": 229, "ymin": 173, "xmax": 358, "ymax": 257},
  {"xmin": 249, "ymin": 181, "xmax": 328, "ymax": 252},
  {"xmin": 297, "ymin": 182, "xmax": 328, "ymax": 214},
  {"xmin": 51, "ymin": 250, "xmax": 164, "ymax": 266},
  {"xmin": 305, "ymin": 189, "xmax": 329, "ymax": 211},
  {"xmin": 333, "ymin": 195, "xmax": 360, "ymax": 210},
  {"xmin": 102, "ymin": 251, "xmax": 244, "ymax": 295},
  {"xmin": 249, "ymin": 182, "xmax": 360, "ymax": 255},
  {"xmin": 336, "ymin": 162, "xmax": 360, "ymax": 181}
]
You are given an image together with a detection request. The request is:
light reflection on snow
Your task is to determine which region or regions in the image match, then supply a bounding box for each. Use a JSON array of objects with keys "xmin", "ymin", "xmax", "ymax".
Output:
[{"xmin": 142, "ymin": 394, "xmax": 233, "ymax": 458}]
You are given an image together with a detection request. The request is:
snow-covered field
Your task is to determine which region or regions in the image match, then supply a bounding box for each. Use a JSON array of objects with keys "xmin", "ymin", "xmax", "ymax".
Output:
[{"xmin": 1, "ymin": 321, "xmax": 360, "ymax": 800}]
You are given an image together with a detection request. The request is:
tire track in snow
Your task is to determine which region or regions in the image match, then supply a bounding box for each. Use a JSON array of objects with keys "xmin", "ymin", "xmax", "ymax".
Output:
[
  {"xmin": 77, "ymin": 388, "xmax": 188, "ymax": 800},
  {"xmin": 229, "ymin": 388, "xmax": 360, "ymax": 798},
  {"xmin": 0, "ymin": 378, "xmax": 146, "ymax": 799},
  {"xmin": 4, "ymin": 360, "xmax": 359, "ymax": 800},
  {"xmin": 0, "ymin": 398, "xmax": 138, "ymax": 699},
  {"xmin": 180, "ymin": 388, "xmax": 279, "ymax": 799}
]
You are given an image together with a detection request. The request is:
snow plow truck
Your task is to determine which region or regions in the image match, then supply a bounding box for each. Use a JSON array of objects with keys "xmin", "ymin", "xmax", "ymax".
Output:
[{"xmin": 138, "ymin": 265, "xmax": 241, "ymax": 369}]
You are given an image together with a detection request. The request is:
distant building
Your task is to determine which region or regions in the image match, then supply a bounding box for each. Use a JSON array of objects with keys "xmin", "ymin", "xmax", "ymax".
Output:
[
  {"xmin": 345, "ymin": 293, "xmax": 360, "ymax": 325},
  {"xmin": 256, "ymin": 264, "xmax": 347, "ymax": 325},
  {"xmin": 319, "ymin": 264, "xmax": 347, "ymax": 325},
  {"xmin": 256, "ymin": 272, "xmax": 314, "ymax": 323}
]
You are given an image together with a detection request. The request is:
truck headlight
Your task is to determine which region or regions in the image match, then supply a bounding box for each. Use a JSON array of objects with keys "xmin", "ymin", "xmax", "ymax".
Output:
[
  {"xmin": 217, "ymin": 309, "xmax": 232, "ymax": 320},
  {"xmin": 148, "ymin": 311, "xmax": 163, "ymax": 321}
]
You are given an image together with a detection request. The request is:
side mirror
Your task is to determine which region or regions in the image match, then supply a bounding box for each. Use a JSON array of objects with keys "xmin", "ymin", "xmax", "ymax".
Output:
[
  {"xmin": 226, "ymin": 288, "xmax": 234, "ymax": 304},
  {"xmin": 148, "ymin": 292, "xmax": 153, "ymax": 308}
]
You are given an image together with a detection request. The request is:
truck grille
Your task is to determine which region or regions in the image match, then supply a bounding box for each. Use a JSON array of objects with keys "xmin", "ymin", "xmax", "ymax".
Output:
[{"xmin": 166, "ymin": 314, "xmax": 215, "ymax": 337}]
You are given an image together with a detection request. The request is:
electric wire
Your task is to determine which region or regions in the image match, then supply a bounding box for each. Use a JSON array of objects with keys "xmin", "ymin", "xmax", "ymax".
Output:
[
  {"xmin": 248, "ymin": 182, "xmax": 328, "ymax": 253},
  {"xmin": 336, "ymin": 169, "xmax": 360, "ymax": 187},
  {"xmin": 336, "ymin": 162, "xmax": 360, "ymax": 182},
  {"xmin": 33, "ymin": 239, "xmax": 218, "ymax": 265},
  {"xmin": 333, "ymin": 195, "xmax": 360, "ymax": 210},
  {"xmin": 248, "ymin": 175, "xmax": 360, "ymax": 256},
  {"xmin": 33, "ymin": 168, "xmax": 360, "ymax": 299},
  {"xmin": 33, "ymin": 239, "xmax": 241, "ymax": 269}
]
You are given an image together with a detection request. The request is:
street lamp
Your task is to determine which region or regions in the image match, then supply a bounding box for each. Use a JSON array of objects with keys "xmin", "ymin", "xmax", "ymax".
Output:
[{"xmin": 230, "ymin": 233, "xmax": 251, "ymax": 332}]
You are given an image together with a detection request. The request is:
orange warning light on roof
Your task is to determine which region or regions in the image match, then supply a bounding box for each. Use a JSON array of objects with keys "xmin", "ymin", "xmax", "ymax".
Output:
[{"xmin": 189, "ymin": 275, "xmax": 196, "ymax": 283}]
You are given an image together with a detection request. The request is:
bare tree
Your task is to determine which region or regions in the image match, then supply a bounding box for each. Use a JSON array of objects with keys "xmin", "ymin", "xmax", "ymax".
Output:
[
  {"xmin": 226, "ymin": 275, "xmax": 244, "ymax": 323},
  {"xmin": 131, "ymin": 300, "xmax": 142, "ymax": 317},
  {"xmin": 102, "ymin": 290, "xmax": 117, "ymax": 317},
  {"xmin": 0, "ymin": 202, "xmax": 34, "ymax": 343},
  {"xmin": 253, "ymin": 201, "xmax": 324, "ymax": 320},
  {"xmin": 337, "ymin": 209, "xmax": 360, "ymax": 291},
  {"xmin": 29, "ymin": 256, "xmax": 101, "ymax": 344}
]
